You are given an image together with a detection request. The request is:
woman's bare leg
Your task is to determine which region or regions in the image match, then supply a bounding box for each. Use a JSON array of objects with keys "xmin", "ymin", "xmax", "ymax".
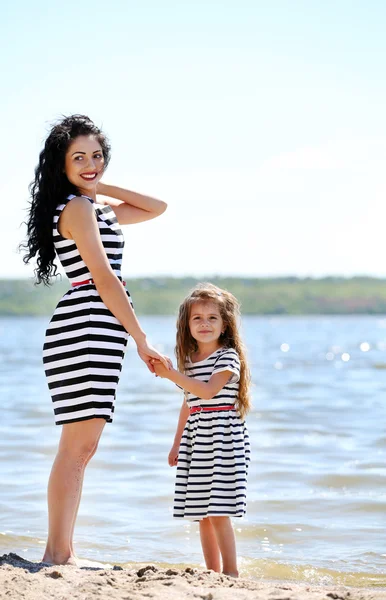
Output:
[
  {"xmin": 42, "ymin": 419, "xmax": 106, "ymax": 565},
  {"xmin": 68, "ymin": 427, "xmax": 104, "ymax": 557},
  {"xmin": 199, "ymin": 517, "xmax": 221, "ymax": 572},
  {"xmin": 209, "ymin": 516, "xmax": 238, "ymax": 577}
]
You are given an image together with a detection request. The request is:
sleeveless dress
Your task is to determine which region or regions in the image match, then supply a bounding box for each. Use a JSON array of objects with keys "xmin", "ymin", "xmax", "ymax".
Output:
[
  {"xmin": 174, "ymin": 347, "xmax": 251, "ymax": 520},
  {"xmin": 42, "ymin": 194, "xmax": 132, "ymax": 426}
]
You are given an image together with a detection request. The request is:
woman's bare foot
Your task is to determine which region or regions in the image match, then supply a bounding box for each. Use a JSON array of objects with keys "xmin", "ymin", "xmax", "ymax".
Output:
[
  {"xmin": 42, "ymin": 553, "xmax": 77, "ymax": 566},
  {"xmin": 223, "ymin": 570, "xmax": 239, "ymax": 578}
]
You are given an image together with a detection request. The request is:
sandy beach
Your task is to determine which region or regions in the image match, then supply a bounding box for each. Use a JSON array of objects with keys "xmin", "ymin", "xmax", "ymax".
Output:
[{"xmin": 0, "ymin": 553, "xmax": 384, "ymax": 600}]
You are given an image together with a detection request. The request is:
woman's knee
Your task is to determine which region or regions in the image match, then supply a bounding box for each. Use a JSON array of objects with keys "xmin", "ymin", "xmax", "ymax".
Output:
[
  {"xmin": 58, "ymin": 419, "xmax": 105, "ymax": 463},
  {"xmin": 59, "ymin": 439, "xmax": 99, "ymax": 464},
  {"xmin": 58, "ymin": 433, "xmax": 101, "ymax": 464}
]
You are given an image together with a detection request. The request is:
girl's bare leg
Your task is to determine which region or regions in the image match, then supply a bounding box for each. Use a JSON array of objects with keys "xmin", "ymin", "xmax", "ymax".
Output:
[
  {"xmin": 210, "ymin": 516, "xmax": 238, "ymax": 577},
  {"xmin": 199, "ymin": 517, "xmax": 221, "ymax": 572},
  {"xmin": 42, "ymin": 419, "xmax": 106, "ymax": 565}
]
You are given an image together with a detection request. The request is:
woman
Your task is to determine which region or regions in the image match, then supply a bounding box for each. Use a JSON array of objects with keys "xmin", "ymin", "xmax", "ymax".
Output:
[{"xmin": 22, "ymin": 114, "xmax": 170, "ymax": 565}]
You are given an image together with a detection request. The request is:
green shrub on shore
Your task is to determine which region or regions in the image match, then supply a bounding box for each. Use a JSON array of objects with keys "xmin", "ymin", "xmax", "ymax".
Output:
[{"xmin": 1, "ymin": 276, "xmax": 386, "ymax": 316}]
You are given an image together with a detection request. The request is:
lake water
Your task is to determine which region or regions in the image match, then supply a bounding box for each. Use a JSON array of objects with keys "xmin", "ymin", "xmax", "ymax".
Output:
[{"xmin": 0, "ymin": 315, "xmax": 385, "ymax": 587}]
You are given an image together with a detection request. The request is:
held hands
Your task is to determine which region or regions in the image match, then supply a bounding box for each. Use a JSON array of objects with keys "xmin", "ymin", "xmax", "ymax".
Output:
[
  {"xmin": 168, "ymin": 443, "xmax": 179, "ymax": 467},
  {"xmin": 150, "ymin": 359, "xmax": 173, "ymax": 378},
  {"xmin": 136, "ymin": 340, "xmax": 172, "ymax": 374}
]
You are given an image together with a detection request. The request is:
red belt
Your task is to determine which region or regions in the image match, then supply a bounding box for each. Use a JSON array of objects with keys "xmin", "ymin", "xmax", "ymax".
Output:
[
  {"xmin": 189, "ymin": 405, "xmax": 235, "ymax": 415},
  {"xmin": 71, "ymin": 279, "xmax": 126, "ymax": 287}
]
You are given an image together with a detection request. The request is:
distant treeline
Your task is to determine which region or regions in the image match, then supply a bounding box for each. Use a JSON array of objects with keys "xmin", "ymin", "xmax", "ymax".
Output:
[{"xmin": 1, "ymin": 276, "xmax": 386, "ymax": 316}]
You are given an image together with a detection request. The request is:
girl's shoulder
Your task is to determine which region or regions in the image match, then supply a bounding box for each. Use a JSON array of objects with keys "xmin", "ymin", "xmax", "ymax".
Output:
[
  {"xmin": 213, "ymin": 347, "xmax": 241, "ymax": 369},
  {"xmin": 216, "ymin": 347, "xmax": 240, "ymax": 361},
  {"xmin": 186, "ymin": 347, "xmax": 239, "ymax": 369},
  {"xmin": 185, "ymin": 347, "xmax": 223, "ymax": 369},
  {"xmin": 211, "ymin": 347, "xmax": 241, "ymax": 382}
]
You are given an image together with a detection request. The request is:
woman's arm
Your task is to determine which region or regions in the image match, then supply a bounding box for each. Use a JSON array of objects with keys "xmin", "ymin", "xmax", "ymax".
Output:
[
  {"xmin": 96, "ymin": 182, "xmax": 167, "ymax": 225},
  {"xmin": 59, "ymin": 196, "xmax": 169, "ymax": 372},
  {"xmin": 152, "ymin": 361, "xmax": 232, "ymax": 400},
  {"xmin": 168, "ymin": 399, "xmax": 190, "ymax": 466}
]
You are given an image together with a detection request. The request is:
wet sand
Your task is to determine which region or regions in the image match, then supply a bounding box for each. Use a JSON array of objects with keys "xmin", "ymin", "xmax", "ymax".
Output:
[{"xmin": 0, "ymin": 553, "xmax": 384, "ymax": 600}]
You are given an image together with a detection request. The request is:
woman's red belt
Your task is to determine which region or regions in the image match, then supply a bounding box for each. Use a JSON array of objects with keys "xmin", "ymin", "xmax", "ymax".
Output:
[
  {"xmin": 71, "ymin": 279, "xmax": 126, "ymax": 287},
  {"xmin": 189, "ymin": 405, "xmax": 235, "ymax": 415}
]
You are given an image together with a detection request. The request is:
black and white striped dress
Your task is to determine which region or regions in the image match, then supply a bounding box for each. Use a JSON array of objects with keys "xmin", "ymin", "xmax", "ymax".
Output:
[
  {"xmin": 174, "ymin": 347, "xmax": 251, "ymax": 520},
  {"xmin": 43, "ymin": 194, "xmax": 132, "ymax": 426}
]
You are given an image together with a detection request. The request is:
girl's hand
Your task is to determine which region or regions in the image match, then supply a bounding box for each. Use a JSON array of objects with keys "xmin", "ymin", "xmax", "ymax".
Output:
[
  {"xmin": 168, "ymin": 444, "xmax": 179, "ymax": 466},
  {"xmin": 151, "ymin": 359, "xmax": 173, "ymax": 378},
  {"xmin": 136, "ymin": 341, "xmax": 171, "ymax": 373}
]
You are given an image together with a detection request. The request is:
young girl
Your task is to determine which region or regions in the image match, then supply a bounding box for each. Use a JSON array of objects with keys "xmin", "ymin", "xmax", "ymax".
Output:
[{"xmin": 152, "ymin": 283, "xmax": 251, "ymax": 577}]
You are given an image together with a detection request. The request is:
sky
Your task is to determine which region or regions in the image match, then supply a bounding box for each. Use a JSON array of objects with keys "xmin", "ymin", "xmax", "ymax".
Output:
[{"xmin": 1, "ymin": 0, "xmax": 386, "ymax": 279}]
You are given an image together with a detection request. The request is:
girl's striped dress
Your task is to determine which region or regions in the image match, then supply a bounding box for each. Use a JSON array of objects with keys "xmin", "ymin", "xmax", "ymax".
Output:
[
  {"xmin": 43, "ymin": 194, "xmax": 132, "ymax": 426},
  {"xmin": 174, "ymin": 347, "xmax": 251, "ymax": 520}
]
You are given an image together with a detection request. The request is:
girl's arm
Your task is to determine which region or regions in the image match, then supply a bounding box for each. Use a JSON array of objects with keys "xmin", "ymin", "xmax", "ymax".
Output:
[
  {"xmin": 169, "ymin": 399, "xmax": 190, "ymax": 466},
  {"xmin": 153, "ymin": 362, "xmax": 232, "ymax": 400},
  {"xmin": 59, "ymin": 197, "xmax": 170, "ymax": 372},
  {"xmin": 96, "ymin": 182, "xmax": 167, "ymax": 225}
]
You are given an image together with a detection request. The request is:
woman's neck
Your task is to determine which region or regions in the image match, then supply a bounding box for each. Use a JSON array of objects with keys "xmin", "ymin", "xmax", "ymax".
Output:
[{"xmin": 78, "ymin": 186, "xmax": 96, "ymax": 201}]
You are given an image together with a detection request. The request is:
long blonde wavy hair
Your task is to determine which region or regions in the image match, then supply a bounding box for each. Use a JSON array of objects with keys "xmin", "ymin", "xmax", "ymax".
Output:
[{"xmin": 176, "ymin": 283, "xmax": 251, "ymax": 420}]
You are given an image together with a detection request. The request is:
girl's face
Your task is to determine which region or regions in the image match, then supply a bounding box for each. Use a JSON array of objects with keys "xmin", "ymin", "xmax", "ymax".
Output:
[
  {"xmin": 189, "ymin": 301, "xmax": 225, "ymax": 345},
  {"xmin": 64, "ymin": 135, "xmax": 105, "ymax": 195}
]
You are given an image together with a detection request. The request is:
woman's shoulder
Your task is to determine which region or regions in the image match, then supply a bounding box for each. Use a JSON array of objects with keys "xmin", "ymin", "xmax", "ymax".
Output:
[
  {"xmin": 55, "ymin": 194, "xmax": 92, "ymax": 210},
  {"xmin": 59, "ymin": 194, "xmax": 94, "ymax": 212},
  {"xmin": 54, "ymin": 195, "xmax": 95, "ymax": 234},
  {"xmin": 65, "ymin": 193, "xmax": 94, "ymax": 204}
]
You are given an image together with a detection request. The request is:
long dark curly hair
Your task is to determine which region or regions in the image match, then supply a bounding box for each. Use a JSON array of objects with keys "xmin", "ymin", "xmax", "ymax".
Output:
[{"xmin": 21, "ymin": 114, "xmax": 111, "ymax": 285}]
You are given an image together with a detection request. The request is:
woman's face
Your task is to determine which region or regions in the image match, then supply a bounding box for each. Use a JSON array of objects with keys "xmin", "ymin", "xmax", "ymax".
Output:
[{"xmin": 64, "ymin": 135, "xmax": 105, "ymax": 194}]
